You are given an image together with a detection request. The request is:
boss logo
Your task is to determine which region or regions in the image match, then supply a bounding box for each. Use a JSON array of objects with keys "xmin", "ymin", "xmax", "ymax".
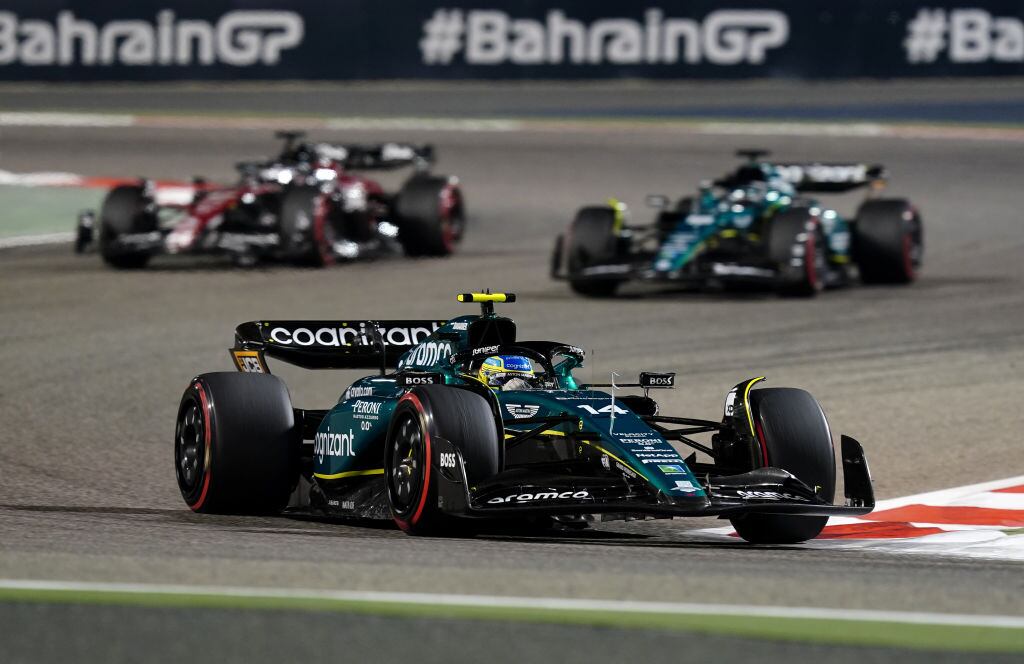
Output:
[
  {"xmin": 398, "ymin": 372, "xmax": 443, "ymax": 386},
  {"xmin": 439, "ymin": 452, "xmax": 457, "ymax": 468},
  {"xmin": 640, "ymin": 372, "xmax": 675, "ymax": 388}
]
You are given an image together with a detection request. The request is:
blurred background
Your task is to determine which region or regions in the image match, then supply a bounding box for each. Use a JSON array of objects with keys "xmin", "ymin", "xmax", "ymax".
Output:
[{"xmin": 1, "ymin": 2, "xmax": 1022, "ymax": 663}]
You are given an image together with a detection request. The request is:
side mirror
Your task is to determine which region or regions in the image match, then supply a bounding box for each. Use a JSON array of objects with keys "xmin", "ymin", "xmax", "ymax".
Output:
[
  {"xmin": 639, "ymin": 372, "xmax": 675, "ymax": 389},
  {"xmin": 645, "ymin": 194, "xmax": 670, "ymax": 210}
]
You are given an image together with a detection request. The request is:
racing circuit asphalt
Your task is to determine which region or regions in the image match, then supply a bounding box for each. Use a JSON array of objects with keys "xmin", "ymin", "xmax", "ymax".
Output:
[{"xmin": 1, "ymin": 85, "xmax": 1023, "ymax": 660}]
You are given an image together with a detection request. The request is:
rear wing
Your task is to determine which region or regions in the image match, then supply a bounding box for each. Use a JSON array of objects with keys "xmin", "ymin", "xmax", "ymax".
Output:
[
  {"xmin": 771, "ymin": 162, "xmax": 886, "ymax": 192},
  {"xmin": 315, "ymin": 143, "xmax": 435, "ymax": 171},
  {"xmin": 231, "ymin": 320, "xmax": 446, "ymax": 372}
]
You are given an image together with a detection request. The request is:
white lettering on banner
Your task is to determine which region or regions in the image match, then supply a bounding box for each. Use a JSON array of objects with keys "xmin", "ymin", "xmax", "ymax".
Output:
[
  {"xmin": 905, "ymin": 8, "xmax": 1024, "ymax": 64},
  {"xmin": 420, "ymin": 8, "xmax": 788, "ymax": 67},
  {"xmin": 0, "ymin": 10, "xmax": 303, "ymax": 67}
]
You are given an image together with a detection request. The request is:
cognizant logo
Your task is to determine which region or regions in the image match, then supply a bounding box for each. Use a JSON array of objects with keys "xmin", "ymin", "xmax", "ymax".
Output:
[{"xmin": 0, "ymin": 10, "xmax": 304, "ymax": 67}]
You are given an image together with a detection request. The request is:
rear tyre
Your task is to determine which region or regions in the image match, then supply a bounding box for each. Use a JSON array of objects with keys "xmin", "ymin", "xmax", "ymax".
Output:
[
  {"xmin": 386, "ymin": 386, "xmax": 500, "ymax": 536},
  {"xmin": 766, "ymin": 208, "xmax": 825, "ymax": 297},
  {"xmin": 99, "ymin": 185, "xmax": 157, "ymax": 269},
  {"xmin": 175, "ymin": 372, "xmax": 298, "ymax": 515},
  {"xmin": 395, "ymin": 175, "xmax": 465, "ymax": 257},
  {"xmin": 730, "ymin": 388, "xmax": 837, "ymax": 544},
  {"xmin": 566, "ymin": 206, "xmax": 625, "ymax": 297},
  {"xmin": 279, "ymin": 186, "xmax": 336, "ymax": 267},
  {"xmin": 854, "ymin": 199, "xmax": 922, "ymax": 284}
]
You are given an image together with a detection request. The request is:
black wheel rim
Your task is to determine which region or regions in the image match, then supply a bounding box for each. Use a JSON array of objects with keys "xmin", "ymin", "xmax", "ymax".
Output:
[
  {"xmin": 388, "ymin": 412, "xmax": 423, "ymax": 515},
  {"xmin": 175, "ymin": 395, "xmax": 206, "ymax": 499}
]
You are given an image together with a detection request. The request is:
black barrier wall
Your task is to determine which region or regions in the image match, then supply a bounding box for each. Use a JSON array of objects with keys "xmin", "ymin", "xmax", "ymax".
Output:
[{"xmin": 1, "ymin": 1, "xmax": 1022, "ymax": 80}]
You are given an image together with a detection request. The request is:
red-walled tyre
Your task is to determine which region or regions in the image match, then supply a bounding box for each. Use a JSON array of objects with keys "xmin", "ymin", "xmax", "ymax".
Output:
[
  {"xmin": 730, "ymin": 388, "xmax": 837, "ymax": 544},
  {"xmin": 279, "ymin": 186, "xmax": 336, "ymax": 267},
  {"xmin": 395, "ymin": 175, "xmax": 465, "ymax": 257},
  {"xmin": 386, "ymin": 386, "xmax": 499, "ymax": 535},
  {"xmin": 854, "ymin": 199, "xmax": 923, "ymax": 284},
  {"xmin": 175, "ymin": 372, "xmax": 299, "ymax": 514},
  {"xmin": 766, "ymin": 207, "xmax": 826, "ymax": 297}
]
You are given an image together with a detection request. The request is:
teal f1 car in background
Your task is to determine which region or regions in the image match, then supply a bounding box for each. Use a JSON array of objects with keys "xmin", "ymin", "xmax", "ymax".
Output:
[
  {"xmin": 552, "ymin": 150, "xmax": 923, "ymax": 297},
  {"xmin": 174, "ymin": 292, "xmax": 873, "ymax": 544}
]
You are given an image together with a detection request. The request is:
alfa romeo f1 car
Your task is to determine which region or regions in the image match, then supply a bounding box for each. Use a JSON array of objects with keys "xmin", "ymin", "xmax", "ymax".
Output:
[
  {"xmin": 76, "ymin": 131, "xmax": 465, "ymax": 268},
  {"xmin": 174, "ymin": 292, "xmax": 874, "ymax": 543},
  {"xmin": 552, "ymin": 150, "xmax": 923, "ymax": 297}
]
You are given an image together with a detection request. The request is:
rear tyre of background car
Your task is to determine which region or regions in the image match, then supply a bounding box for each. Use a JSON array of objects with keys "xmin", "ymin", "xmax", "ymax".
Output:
[
  {"xmin": 175, "ymin": 372, "xmax": 299, "ymax": 515},
  {"xmin": 730, "ymin": 387, "xmax": 837, "ymax": 544},
  {"xmin": 565, "ymin": 206, "xmax": 626, "ymax": 297},
  {"xmin": 99, "ymin": 185, "xmax": 158, "ymax": 269},
  {"xmin": 854, "ymin": 199, "xmax": 922, "ymax": 284},
  {"xmin": 766, "ymin": 207, "xmax": 826, "ymax": 297},
  {"xmin": 386, "ymin": 386, "xmax": 500, "ymax": 536},
  {"xmin": 279, "ymin": 186, "xmax": 336, "ymax": 267},
  {"xmin": 395, "ymin": 175, "xmax": 465, "ymax": 257}
]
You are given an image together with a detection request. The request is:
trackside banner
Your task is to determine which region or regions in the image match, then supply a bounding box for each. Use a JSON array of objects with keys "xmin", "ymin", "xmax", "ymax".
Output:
[{"xmin": 0, "ymin": 1, "xmax": 1022, "ymax": 80}]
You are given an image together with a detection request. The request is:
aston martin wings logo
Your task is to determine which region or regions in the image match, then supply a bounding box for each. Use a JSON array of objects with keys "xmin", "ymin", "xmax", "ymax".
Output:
[{"xmin": 506, "ymin": 403, "xmax": 541, "ymax": 419}]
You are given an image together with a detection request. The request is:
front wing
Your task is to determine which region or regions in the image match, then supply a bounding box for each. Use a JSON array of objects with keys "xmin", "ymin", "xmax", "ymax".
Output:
[
  {"xmin": 551, "ymin": 237, "xmax": 780, "ymax": 287},
  {"xmin": 433, "ymin": 435, "xmax": 874, "ymax": 520}
]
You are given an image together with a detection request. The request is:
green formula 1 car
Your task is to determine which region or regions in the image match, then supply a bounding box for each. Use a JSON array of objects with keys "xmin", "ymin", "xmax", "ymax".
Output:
[
  {"xmin": 552, "ymin": 150, "xmax": 923, "ymax": 297},
  {"xmin": 175, "ymin": 292, "xmax": 874, "ymax": 543}
]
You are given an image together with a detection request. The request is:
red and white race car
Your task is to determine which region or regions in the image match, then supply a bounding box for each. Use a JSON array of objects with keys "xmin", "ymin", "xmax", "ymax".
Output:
[{"xmin": 76, "ymin": 131, "xmax": 465, "ymax": 268}]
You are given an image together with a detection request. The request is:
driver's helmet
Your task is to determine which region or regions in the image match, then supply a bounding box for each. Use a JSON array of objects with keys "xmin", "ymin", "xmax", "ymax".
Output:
[{"xmin": 478, "ymin": 355, "xmax": 537, "ymax": 390}]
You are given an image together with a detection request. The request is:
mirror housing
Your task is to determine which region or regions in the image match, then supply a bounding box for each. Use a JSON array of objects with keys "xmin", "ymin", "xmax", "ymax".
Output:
[{"xmin": 645, "ymin": 194, "xmax": 670, "ymax": 210}]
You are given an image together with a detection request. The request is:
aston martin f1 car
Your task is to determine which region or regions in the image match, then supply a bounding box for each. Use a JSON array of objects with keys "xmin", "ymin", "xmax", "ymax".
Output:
[
  {"xmin": 552, "ymin": 150, "xmax": 923, "ymax": 297},
  {"xmin": 174, "ymin": 292, "xmax": 874, "ymax": 543},
  {"xmin": 76, "ymin": 131, "xmax": 465, "ymax": 268}
]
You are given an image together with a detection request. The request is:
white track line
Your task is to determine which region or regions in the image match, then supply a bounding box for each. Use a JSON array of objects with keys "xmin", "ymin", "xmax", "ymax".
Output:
[
  {"xmin": 325, "ymin": 116, "xmax": 524, "ymax": 132},
  {"xmin": 0, "ymin": 579, "xmax": 1021, "ymax": 628},
  {"xmin": 0, "ymin": 169, "xmax": 84, "ymax": 186},
  {"xmin": 0, "ymin": 232, "xmax": 75, "ymax": 249},
  {"xmin": 0, "ymin": 112, "xmax": 134, "ymax": 128},
  {"xmin": 1, "ymin": 111, "xmax": 1021, "ymax": 142},
  {"xmin": 696, "ymin": 122, "xmax": 888, "ymax": 137}
]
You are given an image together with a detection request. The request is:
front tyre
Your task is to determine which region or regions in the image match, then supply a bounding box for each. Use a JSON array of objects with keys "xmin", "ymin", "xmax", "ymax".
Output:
[
  {"xmin": 386, "ymin": 386, "xmax": 499, "ymax": 536},
  {"xmin": 565, "ymin": 206, "xmax": 626, "ymax": 297},
  {"xmin": 766, "ymin": 207, "xmax": 826, "ymax": 297},
  {"xmin": 99, "ymin": 185, "xmax": 158, "ymax": 269},
  {"xmin": 730, "ymin": 388, "xmax": 837, "ymax": 544},
  {"xmin": 279, "ymin": 186, "xmax": 336, "ymax": 267},
  {"xmin": 175, "ymin": 372, "xmax": 298, "ymax": 514}
]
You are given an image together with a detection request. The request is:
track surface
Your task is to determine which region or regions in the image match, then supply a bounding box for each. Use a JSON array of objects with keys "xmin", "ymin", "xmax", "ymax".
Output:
[{"xmin": 1, "ymin": 88, "xmax": 1023, "ymax": 657}]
